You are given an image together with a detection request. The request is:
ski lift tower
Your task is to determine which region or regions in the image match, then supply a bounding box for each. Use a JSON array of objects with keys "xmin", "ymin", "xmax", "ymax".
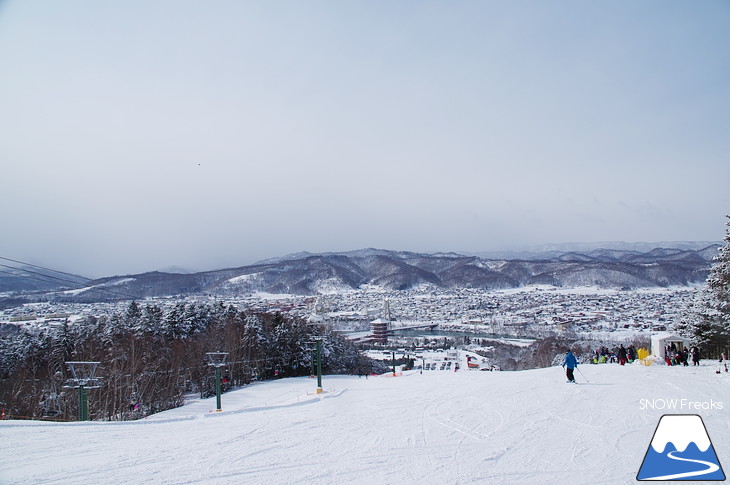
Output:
[
  {"xmin": 206, "ymin": 352, "xmax": 229, "ymax": 412},
  {"xmin": 307, "ymin": 316, "xmax": 325, "ymax": 393},
  {"xmin": 312, "ymin": 337, "xmax": 324, "ymax": 393},
  {"xmin": 304, "ymin": 337, "xmax": 325, "ymax": 393},
  {"xmin": 64, "ymin": 361, "xmax": 103, "ymax": 421}
]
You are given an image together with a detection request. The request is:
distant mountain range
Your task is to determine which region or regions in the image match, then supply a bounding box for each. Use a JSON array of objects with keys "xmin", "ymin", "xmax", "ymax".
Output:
[
  {"xmin": 0, "ymin": 266, "xmax": 88, "ymax": 293},
  {"xmin": 0, "ymin": 243, "xmax": 720, "ymax": 303},
  {"xmin": 465, "ymin": 240, "xmax": 720, "ymax": 260}
]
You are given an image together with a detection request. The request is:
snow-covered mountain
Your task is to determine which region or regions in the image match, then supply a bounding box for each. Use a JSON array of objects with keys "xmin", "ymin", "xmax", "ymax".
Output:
[
  {"xmin": 470, "ymin": 240, "xmax": 721, "ymax": 260},
  {"xmin": 1, "ymin": 245, "xmax": 718, "ymax": 302},
  {"xmin": 0, "ymin": 266, "xmax": 89, "ymax": 299}
]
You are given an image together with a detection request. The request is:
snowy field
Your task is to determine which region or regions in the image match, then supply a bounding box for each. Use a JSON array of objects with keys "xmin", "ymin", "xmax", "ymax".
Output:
[{"xmin": 2, "ymin": 362, "xmax": 730, "ymax": 484}]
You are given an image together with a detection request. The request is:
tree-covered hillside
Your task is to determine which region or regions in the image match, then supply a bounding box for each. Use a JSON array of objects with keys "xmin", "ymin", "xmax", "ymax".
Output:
[{"xmin": 0, "ymin": 302, "xmax": 382, "ymax": 421}]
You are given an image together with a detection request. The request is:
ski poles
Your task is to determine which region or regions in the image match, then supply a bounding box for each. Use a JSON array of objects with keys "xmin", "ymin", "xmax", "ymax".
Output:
[{"xmin": 576, "ymin": 366, "xmax": 589, "ymax": 383}]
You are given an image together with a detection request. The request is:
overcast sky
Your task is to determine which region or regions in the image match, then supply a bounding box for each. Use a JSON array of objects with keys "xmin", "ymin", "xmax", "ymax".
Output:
[{"xmin": 1, "ymin": 1, "xmax": 729, "ymax": 278}]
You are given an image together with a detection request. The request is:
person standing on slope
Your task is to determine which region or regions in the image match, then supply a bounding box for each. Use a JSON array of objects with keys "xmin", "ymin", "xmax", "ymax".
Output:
[
  {"xmin": 691, "ymin": 346, "xmax": 700, "ymax": 366},
  {"xmin": 562, "ymin": 350, "xmax": 578, "ymax": 383}
]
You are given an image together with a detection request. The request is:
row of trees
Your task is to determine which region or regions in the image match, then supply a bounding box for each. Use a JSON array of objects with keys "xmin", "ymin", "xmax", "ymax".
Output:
[{"xmin": 0, "ymin": 302, "xmax": 380, "ymax": 421}]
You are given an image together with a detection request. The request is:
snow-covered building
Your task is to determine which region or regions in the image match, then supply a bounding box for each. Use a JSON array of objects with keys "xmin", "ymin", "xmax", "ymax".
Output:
[{"xmin": 370, "ymin": 318, "xmax": 390, "ymax": 343}]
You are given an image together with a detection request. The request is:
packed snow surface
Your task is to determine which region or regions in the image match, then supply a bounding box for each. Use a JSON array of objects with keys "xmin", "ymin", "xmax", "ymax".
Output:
[{"xmin": 2, "ymin": 363, "xmax": 729, "ymax": 484}]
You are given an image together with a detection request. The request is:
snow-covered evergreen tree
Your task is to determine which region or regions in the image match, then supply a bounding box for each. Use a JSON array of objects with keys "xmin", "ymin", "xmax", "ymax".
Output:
[
  {"xmin": 692, "ymin": 216, "xmax": 730, "ymax": 349},
  {"xmin": 123, "ymin": 301, "xmax": 142, "ymax": 330},
  {"xmin": 672, "ymin": 292, "xmax": 700, "ymax": 338},
  {"xmin": 139, "ymin": 304, "xmax": 164, "ymax": 335},
  {"xmin": 183, "ymin": 304, "xmax": 202, "ymax": 336},
  {"xmin": 48, "ymin": 318, "xmax": 73, "ymax": 373},
  {"xmin": 163, "ymin": 303, "xmax": 187, "ymax": 339}
]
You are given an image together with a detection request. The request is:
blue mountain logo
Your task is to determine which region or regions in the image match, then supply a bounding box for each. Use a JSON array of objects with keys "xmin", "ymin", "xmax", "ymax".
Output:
[{"xmin": 637, "ymin": 414, "xmax": 725, "ymax": 481}]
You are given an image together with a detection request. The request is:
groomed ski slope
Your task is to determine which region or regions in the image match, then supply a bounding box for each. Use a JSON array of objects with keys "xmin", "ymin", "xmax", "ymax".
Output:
[{"xmin": 2, "ymin": 363, "xmax": 729, "ymax": 485}]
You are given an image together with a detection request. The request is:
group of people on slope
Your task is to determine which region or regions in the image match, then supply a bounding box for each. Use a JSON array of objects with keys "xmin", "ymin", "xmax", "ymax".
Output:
[
  {"xmin": 561, "ymin": 342, "xmax": 711, "ymax": 383},
  {"xmin": 591, "ymin": 345, "xmax": 637, "ymax": 365},
  {"xmin": 561, "ymin": 345, "xmax": 643, "ymax": 382},
  {"xmin": 664, "ymin": 342, "xmax": 700, "ymax": 366}
]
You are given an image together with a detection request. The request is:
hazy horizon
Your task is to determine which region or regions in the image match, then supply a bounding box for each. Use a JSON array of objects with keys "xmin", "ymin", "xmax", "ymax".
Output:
[
  {"xmin": 2, "ymin": 1, "xmax": 728, "ymax": 278},
  {"xmin": 4, "ymin": 239, "xmax": 722, "ymax": 280}
]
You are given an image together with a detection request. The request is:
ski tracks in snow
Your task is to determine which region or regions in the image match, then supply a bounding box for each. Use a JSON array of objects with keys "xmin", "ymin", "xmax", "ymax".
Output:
[
  {"xmin": 419, "ymin": 384, "xmax": 514, "ymax": 483},
  {"xmin": 424, "ymin": 396, "xmax": 500, "ymax": 442}
]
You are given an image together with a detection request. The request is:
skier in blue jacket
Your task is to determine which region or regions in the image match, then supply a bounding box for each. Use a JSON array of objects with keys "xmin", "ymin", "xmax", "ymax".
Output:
[{"xmin": 562, "ymin": 351, "xmax": 578, "ymax": 383}]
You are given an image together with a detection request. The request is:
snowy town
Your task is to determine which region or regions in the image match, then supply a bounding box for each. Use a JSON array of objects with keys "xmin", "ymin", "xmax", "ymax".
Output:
[{"xmin": 0, "ymin": 284, "xmax": 696, "ymax": 344}]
